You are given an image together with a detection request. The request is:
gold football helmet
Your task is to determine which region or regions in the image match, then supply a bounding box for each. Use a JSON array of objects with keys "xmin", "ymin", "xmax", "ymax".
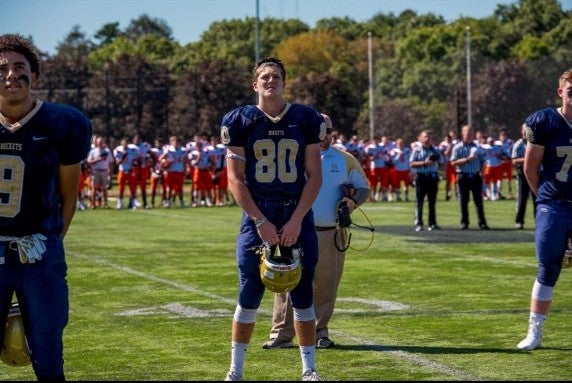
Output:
[
  {"xmin": 259, "ymin": 243, "xmax": 302, "ymax": 293},
  {"xmin": 1, "ymin": 303, "xmax": 31, "ymax": 367}
]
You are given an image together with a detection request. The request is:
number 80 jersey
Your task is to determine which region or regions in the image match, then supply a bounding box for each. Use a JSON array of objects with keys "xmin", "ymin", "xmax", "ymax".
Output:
[{"xmin": 220, "ymin": 103, "xmax": 325, "ymax": 202}]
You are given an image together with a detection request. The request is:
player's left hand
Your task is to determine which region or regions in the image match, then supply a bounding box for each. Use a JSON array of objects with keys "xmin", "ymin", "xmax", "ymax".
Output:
[{"xmin": 278, "ymin": 219, "xmax": 301, "ymax": 248}]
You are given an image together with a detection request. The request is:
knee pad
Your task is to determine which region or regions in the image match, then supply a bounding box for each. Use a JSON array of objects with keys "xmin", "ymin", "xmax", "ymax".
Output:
[
  {"xmin": 536, "ymin": 262, "xmax": 561, "ymax": 287},
  {"xmin": 233, "ymin": 305, "xmax": 257, "ymax": 324},
  {"xmin": 293, "ymin": 305, "xmax": 315, "ymax": 322},
  {"xmin": 532, "ymin": 279, "xmax": 554, "ymax": 301}
]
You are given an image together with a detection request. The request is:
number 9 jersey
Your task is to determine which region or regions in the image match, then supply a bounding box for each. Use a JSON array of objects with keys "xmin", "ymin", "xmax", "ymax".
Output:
[
  {"xmin": 0, "ymin": 101, "xmax": 93, "ymax": 236},
  {"xmin": 220, "ymin": 103, "xmax": 326, "ymax": 202}
]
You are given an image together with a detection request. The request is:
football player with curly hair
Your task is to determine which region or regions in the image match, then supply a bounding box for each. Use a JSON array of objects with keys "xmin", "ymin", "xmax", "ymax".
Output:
[
  {"xmin": 0, "ymin": 33, "xmax": 92, "ymax": 380},
  {"xmin": 221, "ymin": 57, "xmax": 324, "ymax": 381},
  {"xmin": 517, "ymin": 68, "xmax": 572, "ymax": 351}
]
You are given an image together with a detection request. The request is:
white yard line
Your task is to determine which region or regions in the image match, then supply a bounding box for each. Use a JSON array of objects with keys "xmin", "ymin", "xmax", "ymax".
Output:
[
  {"xmin": 69, "ymin": 251, "xmax": 484, "ymax": 381},
  {"xmin": 330, "ymin": 330, "xmax": 484, "ymax": 381}
]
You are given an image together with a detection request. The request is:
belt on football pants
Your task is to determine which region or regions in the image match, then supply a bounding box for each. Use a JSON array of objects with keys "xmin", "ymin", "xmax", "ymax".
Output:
[{"xmin": 315, "ymin": 226, "xmax": 336, "ymax": 231}]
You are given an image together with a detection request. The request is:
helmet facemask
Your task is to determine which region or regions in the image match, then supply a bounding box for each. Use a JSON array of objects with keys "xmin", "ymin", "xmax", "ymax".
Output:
[{"xmin": 258, "ymin": 243, "xmax": 303, "ymax": 293}]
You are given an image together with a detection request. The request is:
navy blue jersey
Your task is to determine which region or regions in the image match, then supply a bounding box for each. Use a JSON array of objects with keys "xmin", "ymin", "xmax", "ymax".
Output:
[
  {"xmin": 221, "ymin": 103, "xmax": 325, "ymax": 202},
  {"xmin": 0, "ymin": 101, "xmax": 93, "ymax": 236},
  {"xmin": 525, "ymin": 107, "xmax": 572, "ymax": 203}
]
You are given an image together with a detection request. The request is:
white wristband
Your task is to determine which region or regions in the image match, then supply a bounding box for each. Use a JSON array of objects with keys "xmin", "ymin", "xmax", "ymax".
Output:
[{"xmin": 254, "ymin": 217, "xmax": 267, "ymax": 228}]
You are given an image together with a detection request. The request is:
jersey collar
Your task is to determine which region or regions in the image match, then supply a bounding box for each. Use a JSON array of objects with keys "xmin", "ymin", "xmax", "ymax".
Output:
[
  {"xmin": 0, "ymin": 99, "xmax": 43, "ymax": 133},
  {"xmin": 257, "ymin": 103, "xmax": 291, "ymax": 124}
]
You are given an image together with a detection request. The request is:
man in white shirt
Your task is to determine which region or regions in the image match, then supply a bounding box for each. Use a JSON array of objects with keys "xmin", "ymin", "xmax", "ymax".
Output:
[
  {"xmin": 87, "ymin": 135, "xmax": 113, "ymax": 208},
  {"xmin": 262, "ymin": 113, "xmax": 370, "ymax": 350}
]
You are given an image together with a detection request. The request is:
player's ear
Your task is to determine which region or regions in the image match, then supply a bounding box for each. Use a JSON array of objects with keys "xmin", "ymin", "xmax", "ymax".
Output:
[{"xmin": 31, "ymin": 73, "xmax": 38, "ymax": 88}]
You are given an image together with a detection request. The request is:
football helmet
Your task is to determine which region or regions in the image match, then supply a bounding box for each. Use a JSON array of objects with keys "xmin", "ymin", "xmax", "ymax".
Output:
[
  {"xmin": 1, "ymin": 303, "xmax": 31, "ymax": 367},
  {"xmin": 259, "ymin": 243, "xmax": 302, "ymax": 293}
]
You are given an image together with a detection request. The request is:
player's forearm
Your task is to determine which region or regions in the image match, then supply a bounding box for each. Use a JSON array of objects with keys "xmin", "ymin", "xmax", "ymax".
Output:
[
  {"xmin": 58, "ymin": 164, "xmax": 81, "ymax": 238},
  {"xmin": 227, "ymin": 177, "xmax": 264, "ymax": 220},
  {"xmin": 524, "ymin": 171, "xmax": 540, "ymax": 196},
  {"xmin": 524, "ymin": 144, "xmax": 543, "ymax": 196},
  {"xmin": 60, "ymin": 197, "xmax": 77, "ymax": 238}
]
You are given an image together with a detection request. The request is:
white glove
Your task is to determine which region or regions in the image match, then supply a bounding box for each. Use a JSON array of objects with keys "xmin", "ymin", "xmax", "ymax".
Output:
[{"xmin": 15, "ymin": 234, "xmax": 47, "ymax": 264}]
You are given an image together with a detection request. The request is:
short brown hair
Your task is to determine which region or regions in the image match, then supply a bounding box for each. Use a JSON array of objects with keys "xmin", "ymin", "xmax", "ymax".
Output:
[
  {"xmin": 0, "ymin": 34, "xmax": 41, "ymax": 77},
  {"xmin": 558, "ymin": 68, "xmax": 572, "ymax": 88},
  {"xmin": 252, "ymin": 57, "xmax": 286, "ymax": 82}
]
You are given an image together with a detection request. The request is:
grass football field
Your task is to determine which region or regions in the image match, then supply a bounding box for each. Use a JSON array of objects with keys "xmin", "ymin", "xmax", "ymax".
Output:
[{"xmin": 3, "ymin": 189, "xmax": 571, "ymax": 381}]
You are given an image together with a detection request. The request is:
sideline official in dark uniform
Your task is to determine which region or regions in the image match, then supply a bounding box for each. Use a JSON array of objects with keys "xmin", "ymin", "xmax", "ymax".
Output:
[
  {"xmin": 512, "ymin": 123, "xmax": 537, "ymax": 229},
  {"xmin": 450, "ymin": 124, "xmax": 490, "ymax": 230},
  {"xmin": 409, "ymin": 130, "xmax": 443, "ymax": 232}
]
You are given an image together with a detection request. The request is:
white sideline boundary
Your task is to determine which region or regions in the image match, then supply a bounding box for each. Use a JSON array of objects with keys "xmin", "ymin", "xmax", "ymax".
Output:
[
  {"xmin": 330, "ymin": 330, "xmax": 483, "ymax": 381},
  {"xmin": 69, "ymin": 251, "xmax": 484, "ymax": 381}
]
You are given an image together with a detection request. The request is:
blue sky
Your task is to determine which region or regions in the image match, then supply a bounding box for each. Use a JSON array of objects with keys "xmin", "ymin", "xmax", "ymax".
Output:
[{"xmin": 1, "ymin": 0, "xmax": 570, "ymax": 55}]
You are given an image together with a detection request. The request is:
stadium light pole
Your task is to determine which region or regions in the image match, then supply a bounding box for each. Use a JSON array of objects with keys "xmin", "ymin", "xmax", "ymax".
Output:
[
  {"xmin": 255, "ymin": 0, "xmax": 260, "ymax": 63},
  {"xmin": 465, "ymin": 26, "xmax": 472, "ymax": 126},
  {"xmin": 368, "ymin": 32, "xmax": 374, "ymax": 141},
  {"xmin": 253, "ymin": 0, "xmax": 260, "ymax": 104}
]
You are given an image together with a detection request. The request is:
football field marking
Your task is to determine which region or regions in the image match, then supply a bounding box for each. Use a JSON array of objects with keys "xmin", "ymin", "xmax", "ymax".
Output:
[
  {"xmin": 330, "ymin": 331, "xmax": 483, "ymax": 381},
  {"xmin": 69, "ymin": 251, "xmax": 483, "ymax": 381},
  {"xmin": 115, "ymin": 302, "xmax": 231, "ymax": 318},
  {"xmin": 137, "ymin": 209, "xmax": 537, "ymax": 268}
]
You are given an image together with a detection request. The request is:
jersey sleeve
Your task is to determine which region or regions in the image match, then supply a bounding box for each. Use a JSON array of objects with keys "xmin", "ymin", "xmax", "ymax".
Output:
[
  {"xmin": 524, "ymin": 109, "xmax": 552, "ymax": 147},
  {"xmin": 57, "ymin": 106, "xmax": 93, "ymax": 165},
  {"xmin": 220, "ymin": 106, "xmax": 258, "ymax": 148},
  {"xmin": 301, "ymin": 106, "xmax": 326, "ymax": 145}
]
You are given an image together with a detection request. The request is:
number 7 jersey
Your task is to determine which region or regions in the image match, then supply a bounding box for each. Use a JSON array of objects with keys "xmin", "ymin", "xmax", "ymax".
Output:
[
  {"xmin": 220, "ymin": 103, "xmax": 325, "ymax": 202},
  {"xmin": 525, "ymin": 107, "xmax": 572, "ymax": 203}
]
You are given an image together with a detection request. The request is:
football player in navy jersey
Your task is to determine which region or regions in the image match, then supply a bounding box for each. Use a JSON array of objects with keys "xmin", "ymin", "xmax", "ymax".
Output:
[
  {"xmin": 517, "ymin": 68, "xmax": 572, "ymax": 351},
  {"xmin": 221, "ymin": 57, "xmax": 325, "ymax": 381},
  {"xmin": 0, "ymin": 34, "xmax": 92, "ymax": 380}
]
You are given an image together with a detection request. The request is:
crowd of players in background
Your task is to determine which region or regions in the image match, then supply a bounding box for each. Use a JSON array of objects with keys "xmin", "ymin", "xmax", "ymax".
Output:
[{"xmin": 77, "ymin": 126, "xmax": 519, "ymax": 211}]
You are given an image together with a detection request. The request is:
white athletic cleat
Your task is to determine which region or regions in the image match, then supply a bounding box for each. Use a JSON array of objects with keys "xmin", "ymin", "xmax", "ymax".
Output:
[
  {"xmin": 224, "ymin": 371, "xmax": 242, "ymax": 381},
  {"xmin": 302, "ymin": 369, "xmax": 321, "ymax": 381},
  {"xmin": 517, "ymin": 321, "xmax": 543, "ymax": 351}
]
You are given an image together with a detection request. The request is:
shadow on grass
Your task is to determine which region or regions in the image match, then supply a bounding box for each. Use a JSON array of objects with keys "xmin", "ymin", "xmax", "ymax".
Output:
[
  {"xmin": 332, "ymin": 343, "xmax": 528, "ymax": 354},
  {"xmin": 365, "ymin": 225, "xmax": 535, "ymax": 244}
]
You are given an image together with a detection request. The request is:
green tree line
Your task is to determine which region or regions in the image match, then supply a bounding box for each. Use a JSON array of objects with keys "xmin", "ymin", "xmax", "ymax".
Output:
[{"xmin": 30, "ymin": 0, "xmax": 571, "ymax": 146}]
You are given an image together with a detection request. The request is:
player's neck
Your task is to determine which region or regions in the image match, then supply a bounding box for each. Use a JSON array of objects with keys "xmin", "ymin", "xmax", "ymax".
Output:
[
  {"xmin": 558, "ymin": 106, "xmax": 572, "ymax": 124},
  {"xmin": 0, "ymin": 97, "xmax": 37, "ymax": 124},
  {"xmin": 257, "ymin": 98, "xmax": 286, "ymax": 118}
]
